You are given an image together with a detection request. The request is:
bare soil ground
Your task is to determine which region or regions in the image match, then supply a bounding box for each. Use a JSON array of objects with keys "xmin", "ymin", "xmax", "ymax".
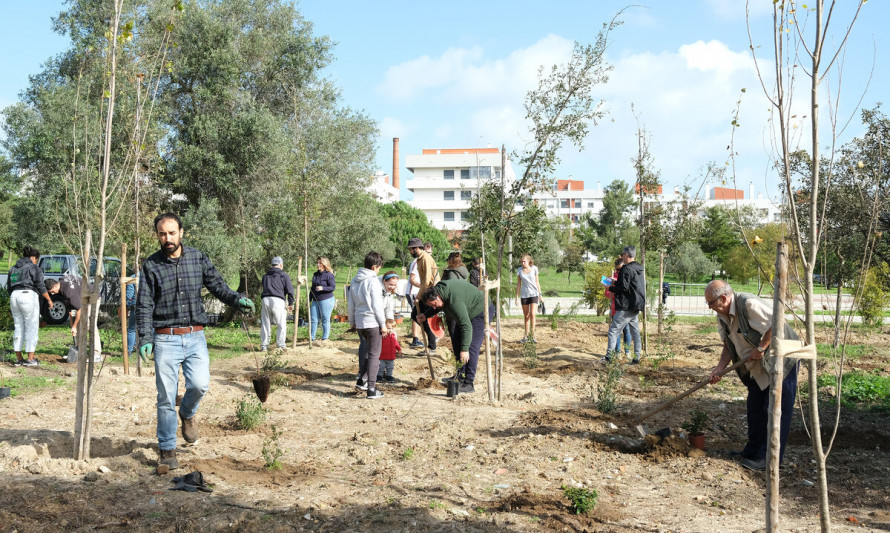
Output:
[{"xmin": 1, "ymin": 319, "xmax": 888, "ymax": 532}]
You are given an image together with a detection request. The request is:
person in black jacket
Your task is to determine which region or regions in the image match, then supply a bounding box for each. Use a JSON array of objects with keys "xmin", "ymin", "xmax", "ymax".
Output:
[
  {"xmin": 602, "ymin": 246, "xmax": 644, "ymax": 364},
  {"xmin": 260, "ymin": 256, "xmax": 295, "ymax": 351},
  {"xmin": 7, "ymin": 246, "xmax": 55, "ymax": 366}
]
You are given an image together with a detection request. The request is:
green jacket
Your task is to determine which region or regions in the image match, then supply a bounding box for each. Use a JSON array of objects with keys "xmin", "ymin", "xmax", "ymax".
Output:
[{"xmin": 432, "ymin": 279, "xmax": 485, "ymax": 352}]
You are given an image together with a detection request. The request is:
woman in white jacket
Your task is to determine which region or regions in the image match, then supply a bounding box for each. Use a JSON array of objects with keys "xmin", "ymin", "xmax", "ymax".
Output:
[{"xmin": 347, "ymin": 251, "xmax": 389, "ymax": 399}]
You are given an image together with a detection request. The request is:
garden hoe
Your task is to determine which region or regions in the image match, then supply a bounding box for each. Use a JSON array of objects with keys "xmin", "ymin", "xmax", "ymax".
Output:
[{"xmin": 631, "ymin": 353, "xmax": 754, "ymax": 437}]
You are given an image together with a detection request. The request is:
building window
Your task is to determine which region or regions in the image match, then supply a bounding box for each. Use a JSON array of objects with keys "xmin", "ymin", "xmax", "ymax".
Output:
[
  {"xmin": 460, "ymin": 211, "xmax": 470, "ymax": 222},
  {"xmin": 460, "ymin": 190, "xmax": 472, "ymax": 200},
  {"xmin": 460, "ymin": 169, "xmax": 470, "ymax": 179},
  {"xmin": 561, "ymin": 199, "xmax": 569, "ymax": 209},
  {"xmin": 495, "ymin": 169, "xmax": 501, "ymax": 180},
  {"xmin": 475, "ymin": 166, "xmax": 492, "ymax": 179},
  {"xmin": 444, "ymin": 212, "xmax": 455, "ymax": 222},
  {"xmin": 444, "ymin": 169, "xmax": 454, "ymax": 180},
  {"xmin": 444, "ymin": 191, "xmax": 455, "ymax": 201},
  {"xmin": 587, "ymin": 201, "xmax": 595, "ymax": 209}
]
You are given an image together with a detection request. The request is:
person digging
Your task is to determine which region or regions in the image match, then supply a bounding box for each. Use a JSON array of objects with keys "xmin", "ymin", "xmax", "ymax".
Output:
[
  {"xmin": 136, "ymin": 213, "xmax": 255, "ymax": 470},
  {"xmin": 704, "ymin": 280, "xmax": 799, "ymax": 472},
  {"xmin": 418, "ymin": 280, "xmax": 493, "ymax": 394}
]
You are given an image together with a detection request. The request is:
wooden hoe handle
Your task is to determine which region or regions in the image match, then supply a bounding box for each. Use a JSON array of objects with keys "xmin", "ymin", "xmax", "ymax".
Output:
[{"xmin": 631, "ymin": 354, "xmax": 753, "ymax": 426}]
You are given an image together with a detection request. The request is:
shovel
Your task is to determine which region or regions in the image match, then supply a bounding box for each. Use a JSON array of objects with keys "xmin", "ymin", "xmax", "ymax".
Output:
[{"xmin": 631, "ymin": 353, "xmax": 754, "ymax": 437}]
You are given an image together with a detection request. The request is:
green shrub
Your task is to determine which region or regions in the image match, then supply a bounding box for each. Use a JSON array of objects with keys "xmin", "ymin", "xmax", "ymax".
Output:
[
  {"xmin": 523, "ymin": 335, "xmax": 538, "ymax": 368},
  {"xmin": 262, "ymin": 424, "xmax": 284, "ymax": 470},
  {"xmin": 401, "ymin": 447, "xmax": 414, "ymax": 461},
  {"xmin": 681, "ymin": 409, "xmax": 709, "ymax": 436},
  {"xmin": 235, "ymin": 394, "xmax": 266, "ymax": 430},
  {"xmin": 562, "ymin": 486, "xmax": 598, "ymax": 514},
  {"xmin": 818, "ymin": 372, "xmax": 890, "ymax": 405},
  {"xmin": 854, "ymin": 264, "xmax": 890, "ymax": 328},
  {"xmin": 581, "ymin": 262, "xmax": 613, "ymax": 316},
  {"xmin": 0, "ymin": 288, "xmax": 13, "ymax": 331},
  {"xmin": 593, "ymin": 357, "xmax": 622, "ymax": 413}
]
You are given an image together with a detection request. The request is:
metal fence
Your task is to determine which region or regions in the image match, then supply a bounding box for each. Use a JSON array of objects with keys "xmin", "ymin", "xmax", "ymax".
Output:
[{"xmin": 658, "ymin": 283, "xmax": 714, "ymax": 316}]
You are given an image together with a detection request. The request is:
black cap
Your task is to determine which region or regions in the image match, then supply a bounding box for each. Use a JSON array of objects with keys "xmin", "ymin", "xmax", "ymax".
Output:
[{"xmin": 407, "ymin": 238, "xmax": 424, "ymax": 248}]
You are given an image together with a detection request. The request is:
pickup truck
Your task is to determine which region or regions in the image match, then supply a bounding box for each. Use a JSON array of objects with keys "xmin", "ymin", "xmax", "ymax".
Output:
[{"xmin": 37, "ymin": 255, "xmax": 131, "ymax": 325}]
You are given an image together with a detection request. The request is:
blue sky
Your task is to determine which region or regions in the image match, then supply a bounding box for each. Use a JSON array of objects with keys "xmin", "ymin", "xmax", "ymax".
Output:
[{"xmin": 2, "ymin": 1, "xmax": 887, "ymax": 202}]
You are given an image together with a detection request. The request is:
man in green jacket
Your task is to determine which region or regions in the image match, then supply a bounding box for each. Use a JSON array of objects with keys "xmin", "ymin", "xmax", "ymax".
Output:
[{"xmin": 419, "ymin": 279, "xmax": 491, "ymax": 393}]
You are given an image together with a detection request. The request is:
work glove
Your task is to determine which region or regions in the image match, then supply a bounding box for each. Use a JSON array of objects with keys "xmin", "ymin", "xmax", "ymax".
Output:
[
  {"xmin": 238, "ymin": 298, "xmax": 255, "ymax": 314},
  {"xmin": 139, "ymin": 342, "xmax": 153, "ymax": 359}
]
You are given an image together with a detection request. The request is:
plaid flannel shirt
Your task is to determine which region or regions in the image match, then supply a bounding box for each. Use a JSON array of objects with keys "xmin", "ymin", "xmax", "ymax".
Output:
[{"xmin": 136, "ymin": 246, "xmax": 242, "ymax": 345}]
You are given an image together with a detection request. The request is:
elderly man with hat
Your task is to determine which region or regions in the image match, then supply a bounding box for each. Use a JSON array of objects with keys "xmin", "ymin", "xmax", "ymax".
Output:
[
  {"xmin": 260, "ymin": 256, "xmax": 295, "ymax": 351},
  {"xmin": 407, "ymin": 237, "xmax": 439, "ymax": 352}
]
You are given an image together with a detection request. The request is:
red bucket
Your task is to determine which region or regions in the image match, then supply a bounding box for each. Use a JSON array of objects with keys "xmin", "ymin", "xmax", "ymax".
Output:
[{"xmin": 428, "ymin": 314, "xmax": 445, "ymax": 339}]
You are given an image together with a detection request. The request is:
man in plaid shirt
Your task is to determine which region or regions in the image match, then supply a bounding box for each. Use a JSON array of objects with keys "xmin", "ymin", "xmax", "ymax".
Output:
[{"xmin": 137, "ymin": 212, "xmax": 255, "ymax": 470}]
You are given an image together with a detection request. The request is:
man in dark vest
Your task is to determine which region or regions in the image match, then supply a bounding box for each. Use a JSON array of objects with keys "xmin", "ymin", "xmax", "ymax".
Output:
[{"xmin": 704, "ymin": 280, "xmax": 799, "ymax": 472}]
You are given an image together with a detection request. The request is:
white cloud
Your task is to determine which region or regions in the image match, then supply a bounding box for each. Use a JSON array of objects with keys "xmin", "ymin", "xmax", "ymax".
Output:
[
  {"xmin": 679, "ymin": 40, "xmax": 756, "ymax": 79},
  {"xmin": 377, "ymin": 34, "xmax": 573, "ymax": 105},
  {"xmin": 376, "ymin": 32, "xmax": 822, "ymax": 197}
]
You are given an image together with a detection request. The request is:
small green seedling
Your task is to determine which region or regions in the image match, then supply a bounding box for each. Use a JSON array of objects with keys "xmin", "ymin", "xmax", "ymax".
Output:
[{"xmin": 563, "ymin": 486, "xmax": 598, "ymax": 514}]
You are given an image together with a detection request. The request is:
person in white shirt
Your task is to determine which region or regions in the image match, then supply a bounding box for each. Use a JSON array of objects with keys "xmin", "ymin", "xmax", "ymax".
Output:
[{"xmin": 515, "ymin": 254, "xmax": 543, "ymax": 343}]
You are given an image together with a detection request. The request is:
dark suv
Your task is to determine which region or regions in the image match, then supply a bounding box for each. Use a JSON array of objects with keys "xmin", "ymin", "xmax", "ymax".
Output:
[{"xmin": 38, "ymin": 255, "xmax": 130, "ymax": 325}]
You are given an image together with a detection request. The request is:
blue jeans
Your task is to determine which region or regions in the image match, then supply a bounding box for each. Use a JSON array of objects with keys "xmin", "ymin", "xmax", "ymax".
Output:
[
  {"xmin": 127, "ymin": 308, "xmax": 137, "ymax": 353},
  {"xmin": 609, "ymin": 323, "xmax": 631, "ymax": 354},
  {"xmin": 606, "ymin": 310, "xmax": 641, "ymax": 359},
  {"xmin": 154, "ymin": 330, "xmax": 210, "ymax": 451},
  {"xmin": 377, "ymin": 359, "xmax": 395, "ymax": 380},
  {"xmin": 310, "ymin": 298, "xmax": 335, "ymax": 340}
]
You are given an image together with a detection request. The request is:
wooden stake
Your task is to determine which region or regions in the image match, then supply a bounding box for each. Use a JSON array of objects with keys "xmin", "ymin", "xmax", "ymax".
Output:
[
  {"xmin": 305, "ymin": 260, "xmax": 311, "ymax": 347},
  {"xmin": 121, "ymin": 243, "xmax": 129, "ymax": 375},
  {"xmin": 496, "ymin": 280, "xmax": 502, "ymax": 402},
  {"xmin": 483, "ymin": 278, "xmax": 493, "ymax": 403},
  {"xmin": 481, "ymin": 278, "xmax": 501, "ymax": 404},
  {"xmin": 292, "ymin": 257, "xmax": 302, "ymax": 348},
  {"xmin": 766, "ymin": 241, "xmax": 788, "ymax": 531}
]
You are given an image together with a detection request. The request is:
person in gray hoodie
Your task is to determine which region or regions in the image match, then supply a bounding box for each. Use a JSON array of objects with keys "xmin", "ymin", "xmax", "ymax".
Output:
[{"xmin": 347, "ymin": 251, "xmax": 390, "ymax": 399}]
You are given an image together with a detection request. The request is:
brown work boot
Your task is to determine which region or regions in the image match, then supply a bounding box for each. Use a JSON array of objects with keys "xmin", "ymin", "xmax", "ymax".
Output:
[
  {"xmin": 159, "ymin": 448, "xmax": 180, "ymax": 470},
  {"xmin": 179, "ymin": 411, "xmax": 199, "ymax": 444}
]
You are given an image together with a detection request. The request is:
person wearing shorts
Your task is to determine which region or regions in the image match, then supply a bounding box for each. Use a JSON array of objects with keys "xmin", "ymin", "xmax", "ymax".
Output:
[{"xmin": 515, "ymin": 254, "xmax": 542, "ymax": 343}]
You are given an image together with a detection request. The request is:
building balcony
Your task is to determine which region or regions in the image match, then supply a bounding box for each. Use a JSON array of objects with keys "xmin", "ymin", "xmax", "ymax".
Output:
[
  {"xmin": 406, "ymin": 178, "xmax": 485, "ymax": 191},
  {"xmin": 410, "ymin": 199, "xmax": 472, "ymax": 211}
]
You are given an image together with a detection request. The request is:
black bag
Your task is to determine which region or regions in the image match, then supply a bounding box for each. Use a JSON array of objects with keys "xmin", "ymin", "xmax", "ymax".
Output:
[{"xmin": 538, "ymin": 300, "xmax": 546, "ymax": 315}]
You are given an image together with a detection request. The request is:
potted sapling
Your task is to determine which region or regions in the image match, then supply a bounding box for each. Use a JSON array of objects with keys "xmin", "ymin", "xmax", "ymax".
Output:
[{"xmin": 682, "ymin": 409, "xmax": 708, "ymax": 450}]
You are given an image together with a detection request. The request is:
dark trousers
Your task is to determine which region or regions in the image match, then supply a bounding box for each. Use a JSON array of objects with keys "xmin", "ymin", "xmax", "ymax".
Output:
[
  {"xmin": 743, "ymin": 362, "xmax": 799, "ymax": 462},
  {"xmin": 411, "ymin": 301, "xmax": 437, "ymax": 350},
  {"xmin": 450, "ymin": 309, "xmax": 488, "ymax": 384},
  {"xmin": 357, "ymin": 328, "xmax": 382, "ymax": 391}
]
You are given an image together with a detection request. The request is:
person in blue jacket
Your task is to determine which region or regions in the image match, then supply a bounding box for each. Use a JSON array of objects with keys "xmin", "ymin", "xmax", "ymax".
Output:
[{"xmin": 310, "ymin": 256, "xmax": 336, "ymax": 344}]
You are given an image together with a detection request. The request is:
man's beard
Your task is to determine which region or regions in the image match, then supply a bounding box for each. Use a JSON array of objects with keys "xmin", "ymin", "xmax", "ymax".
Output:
[{"xmin": 163, "ymin": 242, "xmax": 180, "ymax": 256}]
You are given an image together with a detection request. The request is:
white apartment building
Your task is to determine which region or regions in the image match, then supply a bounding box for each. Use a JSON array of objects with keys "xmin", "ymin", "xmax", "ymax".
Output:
[
  {"xmin": 700, "ymin": 184, "xmax": 783, "ymax": 224},
  {"xmin": 403, "ymin": 143, "xmax": 781, "ymax": 230},
  {"xmin": 367, "ymin": 171, "xmax": 399, "ymax": 204},
  {"xmin": 405, "ymin": 147, "xmax": 515, "ymax": 230},
  {"xmin": 533, "ymin": 178, "xmax": 605, "ymax": 223}
]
